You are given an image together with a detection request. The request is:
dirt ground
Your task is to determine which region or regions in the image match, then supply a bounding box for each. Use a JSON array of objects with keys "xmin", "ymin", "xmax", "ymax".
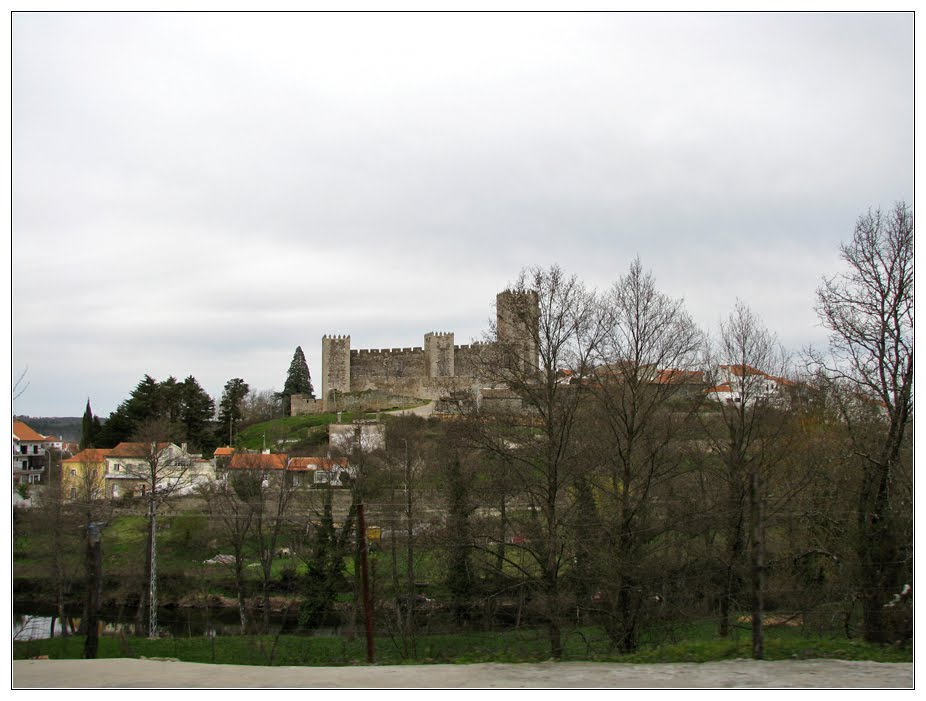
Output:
[{"xmin": 12, "ymin": 658, "xmax": 913, "ymax": 688}]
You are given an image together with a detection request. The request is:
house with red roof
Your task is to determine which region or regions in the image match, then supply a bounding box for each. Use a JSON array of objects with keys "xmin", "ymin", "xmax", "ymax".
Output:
[
  {"xmin": 12, "ymin": 420, "xmax": 50, "ymax": 485},
  {"xmin": 708, "ymin": 365, "xmax": 796, "ymax": 407},
  {"xmin": 104, "ymin": 441, "xmax": 198, "ymax": 499},
  {"xmin": 226, "ymin": 451, "xmax": 355, "ymax": 487},
  {"xmin": 62, "ymin": 448, "xmax": 112, "ymax": 500}
]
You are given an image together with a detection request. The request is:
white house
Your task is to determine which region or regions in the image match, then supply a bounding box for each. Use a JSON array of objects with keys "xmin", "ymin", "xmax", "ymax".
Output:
[{"xmin": 104, "ymin": 441, "xmax": 198, "ymax": 499}]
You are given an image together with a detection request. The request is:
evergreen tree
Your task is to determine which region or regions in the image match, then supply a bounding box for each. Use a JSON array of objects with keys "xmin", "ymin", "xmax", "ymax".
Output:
[
  {"xmin": 281, "ymin": 346, "xmax": 315, "ymax": 415},
  {"xmin": 179, "ymin": 376, "xmax": 217, "ymax": 453},
  {"xmin": 218, "ymin": 378, "xmax": 250, "ymax": 445},
  {"xmin": 96, "ymin": 374, "xmax": 213, "ymax": 448},
  {"xmin": 79, "ymin": 400, "xmax": 100, "ymax": 450}
]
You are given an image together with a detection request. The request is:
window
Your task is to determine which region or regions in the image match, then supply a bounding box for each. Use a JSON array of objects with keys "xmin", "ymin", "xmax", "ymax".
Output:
[
  {"xmin": 71, "ymin": 469, "xmax": 77, "ymax": 476},
  {"xmin": 70, "ymin": 488, "xmax": 77, "ymax": 499}
]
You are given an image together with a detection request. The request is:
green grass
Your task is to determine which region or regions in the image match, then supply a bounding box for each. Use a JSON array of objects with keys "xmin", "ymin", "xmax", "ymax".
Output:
[
  {"xmin": 13, "ymin": 624, "xmax": 912, "ymax": 666},
  {"xmin": 236, "ymin": 413, "xmax": 364, "ymax": 451}
]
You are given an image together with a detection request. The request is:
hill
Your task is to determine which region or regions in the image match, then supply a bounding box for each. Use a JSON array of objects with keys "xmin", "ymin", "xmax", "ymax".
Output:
[{"xmin": 14, "ymin": 416, "xmax": 82, "ymax": 442}]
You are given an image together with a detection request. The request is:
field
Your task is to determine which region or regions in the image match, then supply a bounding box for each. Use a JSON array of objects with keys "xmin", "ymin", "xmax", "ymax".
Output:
[{"xmin": 13, "ymin": 622, "xmax": 913, "ymax": 666}]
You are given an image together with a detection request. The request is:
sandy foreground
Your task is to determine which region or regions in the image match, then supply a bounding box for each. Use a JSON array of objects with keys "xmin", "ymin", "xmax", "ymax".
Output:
[{"xmin": 12, "ymin": 658, "xmax": 913, "ymax": 688}]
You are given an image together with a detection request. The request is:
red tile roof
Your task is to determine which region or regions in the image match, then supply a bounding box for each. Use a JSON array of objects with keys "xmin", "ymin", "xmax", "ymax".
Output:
[
  {"xmin": 108, "ymin": 442, "xmax": 173, "ymax": 457},
  {"xmin": 214, "ymin": 447, "xmax": 236, "ymax": 457},
  {"xmin": 63, "ymin": 448, "xmax": 112, "ymax": 464},
  {"xmin": 288, "ymin": 457, "xmax": 349, "ymax": 471},
  {"xmin": 12, "ymin": 421, "xmax": 46, "ymax": 442},
  {"xmin": 228, "ymin": 453, "xmax": 288, "ymax": 471}
]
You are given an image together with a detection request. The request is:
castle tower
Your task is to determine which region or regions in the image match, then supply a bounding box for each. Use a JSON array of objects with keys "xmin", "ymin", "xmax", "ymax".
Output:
[
  {"xmin": 321, "ymin": 335, "xmax": 351, "ymax": 406},
  {"xmin": 496, "ymin": 290, "xmax": 540, "ymax": 371},
  {"xmin": 424, "ymin": 332, "xmax": 455, "ymax": 378}
]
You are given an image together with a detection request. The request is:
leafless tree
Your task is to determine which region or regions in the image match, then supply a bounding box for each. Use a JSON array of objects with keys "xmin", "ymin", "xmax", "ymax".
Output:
[
  {"xmin": 67, "ymin": 450, "xmax": 112, "ymax": 657},
  {"xmin": 471, "ymin": 264, "xmax": 605, "ymax": 659},
  {"xmin": 700, "ymin": 301, "xmax": 792, "ymax": 658},
  {"xmin": 13, "ymin": 365, "xmax": 29, "ymax": 401},
  {"xmin": 127, "ymin": 418, "xmax": 195, "ymax": 638},
  {"xmin": 812, "ymin": 201, "xmax": 914, "ymax": 643},
  {"xmin": 586, "ymin": 257, "xmax": 704, "ymax": 652},
  {"xmin": 31, "ymin": 448, "xmax": 78, "ymax": 638},
  {"xmin": 200, "ymin": 475, "xmax": 258, "ymax": 633},
  {"xmin": 248, "ymin": 456, "xmax": 299, "ymax": 633}
]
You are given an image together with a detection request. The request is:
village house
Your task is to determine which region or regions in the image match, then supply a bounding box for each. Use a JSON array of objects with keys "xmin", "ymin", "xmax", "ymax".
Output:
[
  {"xmin": 226, "ymin": 451, "xmax": 354, "ymax": 487},
  {"xmin": 104, "ymin": 441, "xmax": 197, "ymax": 499},
  {"xmin": 288, "ymin": 456, "xmax": 353, "ymax": 486},
  {"xmin": 61, "ymin": 448, "xmax": 111, "ymax": 501},
  {"xmin": 707, "ymin": 364, "xmax": 796, "ymax": 407},
  {"xmin": 12, "ymin": 420, "xmax": 52, "ymax": 485}
]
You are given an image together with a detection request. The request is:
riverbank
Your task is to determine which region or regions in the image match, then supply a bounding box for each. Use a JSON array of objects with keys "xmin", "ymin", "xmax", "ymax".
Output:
[{"xmin": 13, "ymin": 658, "xmax": 914, "ymax": 688}]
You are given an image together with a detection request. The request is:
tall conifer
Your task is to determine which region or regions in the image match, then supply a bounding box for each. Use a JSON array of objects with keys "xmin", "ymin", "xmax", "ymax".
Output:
[{"xmin": 281, "ymin": 346, "xmax": 315, "ymax": 415}]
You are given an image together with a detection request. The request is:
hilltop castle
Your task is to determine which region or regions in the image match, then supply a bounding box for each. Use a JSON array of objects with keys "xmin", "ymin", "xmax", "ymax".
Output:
[{"xmin": 291, "ymin": 290, "xmax": 539, "ymax": 415}]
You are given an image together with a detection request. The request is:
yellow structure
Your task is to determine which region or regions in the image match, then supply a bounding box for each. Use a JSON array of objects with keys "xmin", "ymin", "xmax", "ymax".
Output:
[{"xmin": 61, "ymin": 448, "xmax": 110, "ymax": 501}]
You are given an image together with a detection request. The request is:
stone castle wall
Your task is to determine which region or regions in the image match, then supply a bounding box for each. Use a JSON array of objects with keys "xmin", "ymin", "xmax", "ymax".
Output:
[{"xmin": 301, "ymin": 291, "xmax": 539, "ymax": 413}]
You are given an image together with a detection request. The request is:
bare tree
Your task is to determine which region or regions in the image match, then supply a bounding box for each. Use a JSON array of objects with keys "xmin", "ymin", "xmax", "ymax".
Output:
[
  {"xmin": 243, "ymin": 454, "xmax": 299, "ymax": 633},
  {"xmin": 812, "ymin": 202, "xmax": 914, "ymax": 643},
  {"xmin": 13, "ymin": 365, "xmax": 29, "ymax": 401},
  {"xmin": 586, "ymin": 257, "xmax": 704, "ymax": 652},
  {"xmin": 700, "ymin": 301, "xmax": 792, "ymax": 658},
  {"xmin": 471, "ymin": 265, "xmax": 604, "ymax": 659},
  {"xmin": 200, "ymin": 475, "xmax": 258, "ymax": 633},
  {"xmin": 65, "ymin": 449, "xmax": 112, "ymax": 657},
  {"xmin": 31, "ymin": 448, "xmax": 77, "ymax": 638},
  {"xmin": 125, "ymin": 418, "xmax": 194, "ymax": 638}
]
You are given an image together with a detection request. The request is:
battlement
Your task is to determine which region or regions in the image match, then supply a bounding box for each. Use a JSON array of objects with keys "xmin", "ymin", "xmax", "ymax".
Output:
[
  {"xmin": 351, "ymin": 346, "xmax": 425, "ymax": 356},
  {"xmin": 315, "ymin": 290, "xmax": 539, "ymax": 411}
]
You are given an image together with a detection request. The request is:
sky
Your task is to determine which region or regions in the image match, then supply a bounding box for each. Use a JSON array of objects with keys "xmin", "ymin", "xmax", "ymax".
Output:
[{"xmin": 11, "ymin": 11, "xmax": 914, "ymax": 418}]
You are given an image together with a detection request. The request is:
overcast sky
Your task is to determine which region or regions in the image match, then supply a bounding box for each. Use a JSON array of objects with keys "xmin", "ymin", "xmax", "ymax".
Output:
[{"xmin": 12, "ymin": 11, "xmax": 913, "ymax": 418}]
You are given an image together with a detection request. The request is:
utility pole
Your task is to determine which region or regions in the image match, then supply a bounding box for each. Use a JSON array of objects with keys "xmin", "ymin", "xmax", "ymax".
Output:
[{"xmin": 149, "ymin": 497, "xmax": 158, "ymax": 639}]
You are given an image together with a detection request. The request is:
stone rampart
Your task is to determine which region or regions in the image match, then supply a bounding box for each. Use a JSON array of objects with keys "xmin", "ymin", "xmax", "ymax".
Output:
[
  {"xmin": 290, "ymin": 395, "xmax": 326, "ymax": 415},
  {"xmin": 317, "ymin": 290, "xmax": 539, "ymax": 411}
]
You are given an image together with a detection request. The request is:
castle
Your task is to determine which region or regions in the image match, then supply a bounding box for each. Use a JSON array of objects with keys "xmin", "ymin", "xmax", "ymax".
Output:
[{"xmin": 290, "ymin": 290, "xmax": 539, "ymax": 415}]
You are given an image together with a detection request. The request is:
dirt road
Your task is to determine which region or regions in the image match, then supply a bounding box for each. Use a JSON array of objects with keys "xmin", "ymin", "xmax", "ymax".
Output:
[{"xmin": 12, "ymin": 658, "xmax": 913, "ymax": 688}]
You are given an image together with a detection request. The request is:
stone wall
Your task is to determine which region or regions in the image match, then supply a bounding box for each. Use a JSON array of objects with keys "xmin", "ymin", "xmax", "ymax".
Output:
[
  {"xmin": 350, "ymin": 346, "xmax": 427, "ymax": 385},
  {"xmin": 290, "ymin": 395, "xmax": 326, "ymax": 415},
  {"xmin": 317, "ymin": 289, "xmax": 540, "ymax": 411}
]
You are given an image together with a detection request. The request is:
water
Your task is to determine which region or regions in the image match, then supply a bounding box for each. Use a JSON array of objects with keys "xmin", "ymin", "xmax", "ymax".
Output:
[
  {"xmin": 13, "ymin": 608, "xmax": 300, "ymax": 641},
  {"xmin": 13, "ymin": 615, "xmax": 67, "ymax": 641}
]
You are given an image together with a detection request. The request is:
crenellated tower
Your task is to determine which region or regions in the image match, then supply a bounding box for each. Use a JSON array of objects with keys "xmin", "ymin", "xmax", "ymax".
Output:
[
  {"xmin": 321, "ymin": 334, "xmax": 351, "ymax": 402},
  {"xmin": 424, "ymin": 332, "xmax": 455, "ymax": 378},
  {"xmin": 496, "ymin": 290, "xmax": 540, "ymax": 372}
]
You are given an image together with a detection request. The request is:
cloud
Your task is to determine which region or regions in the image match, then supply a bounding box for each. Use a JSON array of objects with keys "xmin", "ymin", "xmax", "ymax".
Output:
[{"xmin": 12, "ymin": 12, "xmax": 913, "ymax": 416}]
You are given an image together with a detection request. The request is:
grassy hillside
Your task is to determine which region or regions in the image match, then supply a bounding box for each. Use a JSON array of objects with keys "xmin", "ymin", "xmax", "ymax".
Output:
[{"xmin": 235, "ymin": 411, "xmax": 365, "ymax": 452}]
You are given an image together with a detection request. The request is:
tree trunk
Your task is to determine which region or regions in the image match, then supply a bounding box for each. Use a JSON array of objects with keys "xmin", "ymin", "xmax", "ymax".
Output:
[
  {"xmin": 234, "ymin": 557, "xmax": 248, "ymax": 634},
  {"xmin": 750, "ymin": 470, "xmax": 765, "ymax": 660},
  {"xmin": 83, "ymin": 527, "xmax": 102, "ymax": 659}
]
